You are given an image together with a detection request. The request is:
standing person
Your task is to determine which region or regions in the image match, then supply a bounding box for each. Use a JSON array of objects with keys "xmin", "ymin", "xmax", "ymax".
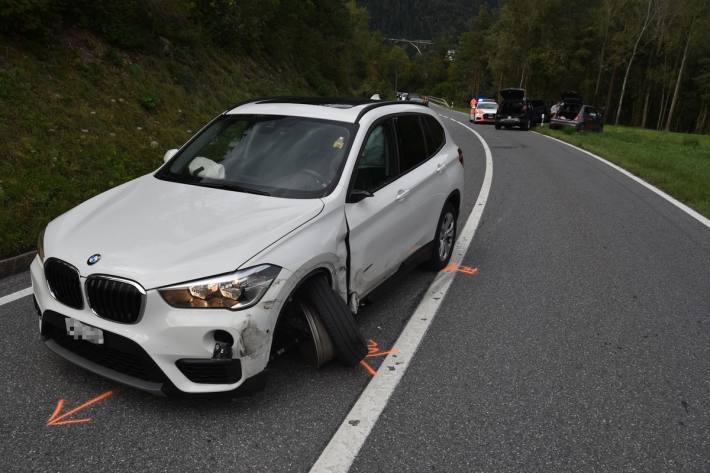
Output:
[{"xmin": 469, "ymin": 96, "xmax": 477, "ymax": 110}]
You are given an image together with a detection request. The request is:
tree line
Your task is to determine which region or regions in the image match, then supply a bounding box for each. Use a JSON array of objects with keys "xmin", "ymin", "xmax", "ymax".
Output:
[
  {"xmin": 433, "ymin": 0, "xmax": 710, "ymax": 133},
  {"xmin": 2, "ymin": 0, "xmax": 708, "ymax": 133},
  {"xmin": 0, "ymin": 0, "xmax": 402, "ymax": 97}
]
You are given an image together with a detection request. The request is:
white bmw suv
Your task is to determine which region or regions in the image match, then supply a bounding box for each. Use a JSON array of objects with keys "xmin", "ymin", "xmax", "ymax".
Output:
[{"xmin": 32, "ymin": 98, "xmax": 464, "ymax": 395}]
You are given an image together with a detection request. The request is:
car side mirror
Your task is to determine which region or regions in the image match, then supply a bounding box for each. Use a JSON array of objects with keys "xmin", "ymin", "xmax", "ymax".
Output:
[
  {"xmin": 348, "ymin": 189, "xmax": 374, "ymax": 203},
  {"xmin": 163, "ymin": 148, "xmax": 178, "ymax": 163}
]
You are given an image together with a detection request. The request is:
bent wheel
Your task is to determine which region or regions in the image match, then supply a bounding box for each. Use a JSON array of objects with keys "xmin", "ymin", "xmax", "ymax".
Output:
[
  {"xmin": 300, "ymin": 276, "xmax": 367, "ymax": 365},
  {"xmin": 298, "ymin": 299, "xmax": 335, "ymax": 367}
]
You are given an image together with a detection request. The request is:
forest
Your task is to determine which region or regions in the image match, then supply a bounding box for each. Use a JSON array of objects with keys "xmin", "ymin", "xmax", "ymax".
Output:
[{"xmin": 389, "ymin": 0, "xmax": 710, "ymax": 133}]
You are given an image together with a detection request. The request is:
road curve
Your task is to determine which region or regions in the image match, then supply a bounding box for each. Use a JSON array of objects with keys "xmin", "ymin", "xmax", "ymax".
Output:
[{"xmin": 350, "ymin": 107, "xmax": 710, "ymax": 472}]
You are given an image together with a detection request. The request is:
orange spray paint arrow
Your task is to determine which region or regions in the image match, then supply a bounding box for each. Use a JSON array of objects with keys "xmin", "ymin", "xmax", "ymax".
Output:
[
  {"xmin": 46, "ymin": 390, "xmax": 114, "ymax": 426},
  {"xmin": 359, "ymin": 339, "xmax": 400, "ymax": 376}
]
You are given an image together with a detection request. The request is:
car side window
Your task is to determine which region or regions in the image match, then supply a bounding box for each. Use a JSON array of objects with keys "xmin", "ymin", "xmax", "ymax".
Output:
[
  {"xmin": 395, "ymin": 115, "xmax": 428, "ymax": 173},
  {"xmin": 421, "ymin": 115, "xmax": 445, "ymax": 158},
  {"xmin": 353, "ymin": 120, "xmax": 397, "ymax": 193}
]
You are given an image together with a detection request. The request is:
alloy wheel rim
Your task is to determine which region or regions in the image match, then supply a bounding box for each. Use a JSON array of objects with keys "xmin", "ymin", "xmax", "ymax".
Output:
[
  {"xmin": 438, "ymin": 212, "xmax": 455, "ymax": 261},
  {"xmin": 299, "ymin": 300, "xmax": 335, "ymax": 367}
]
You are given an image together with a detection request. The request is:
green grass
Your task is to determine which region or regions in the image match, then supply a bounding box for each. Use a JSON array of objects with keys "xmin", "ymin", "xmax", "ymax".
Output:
[
  {"xmin": 536, "ymin": 125, "xmax": 710, "ymax": 218},
  {"xmin": 0, "ymin": 34, "xmax": 313, "ymax": 258}
]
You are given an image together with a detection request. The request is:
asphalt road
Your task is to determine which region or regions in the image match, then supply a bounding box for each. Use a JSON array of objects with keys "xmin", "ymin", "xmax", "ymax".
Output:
[{"xmin": 1, "ymin": 107, "xmax": 708, "ymax": 472}]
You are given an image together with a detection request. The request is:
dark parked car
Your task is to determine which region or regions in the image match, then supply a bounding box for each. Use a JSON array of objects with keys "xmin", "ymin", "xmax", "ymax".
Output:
[
  {"xmin": 550, "ymin": 92, "xmax": 603, "ymax": 131},
  {"xmin": 495, "ymin": 88, "xmax": 534, "ymax": 130},
  {"xmin": 530, "ymin": 100, "xmax": 548, "ymax": 124},
  {"xmin": 407, "ymin": 93, "xmax": 429, "ymax": 106}
]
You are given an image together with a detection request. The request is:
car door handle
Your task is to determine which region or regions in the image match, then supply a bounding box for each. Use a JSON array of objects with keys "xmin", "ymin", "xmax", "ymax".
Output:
[
  {"xmin": 395, "ymin": 188, "xmax": 410, "ymax": 202},
  {"xmin": 435, "ymin": 162, "xmax": 444, "ymax": 174}
]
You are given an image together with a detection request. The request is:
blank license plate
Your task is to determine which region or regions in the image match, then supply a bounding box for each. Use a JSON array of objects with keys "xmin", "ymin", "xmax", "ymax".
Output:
[{"xmin": 65, "ymin": 317, "xmax": 104, "ymax": 344}]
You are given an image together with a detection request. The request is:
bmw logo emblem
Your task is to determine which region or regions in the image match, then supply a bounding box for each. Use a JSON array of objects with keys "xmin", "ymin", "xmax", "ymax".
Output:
[{"xmin": 87, "ymin": 254, "xmax": 101, "ymax": 265}]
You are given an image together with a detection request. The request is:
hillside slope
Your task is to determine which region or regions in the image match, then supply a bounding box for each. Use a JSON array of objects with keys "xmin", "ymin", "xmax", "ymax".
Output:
[{"xmin": 0, "ymin": 33, "xmax": 312, "ymax": 258}]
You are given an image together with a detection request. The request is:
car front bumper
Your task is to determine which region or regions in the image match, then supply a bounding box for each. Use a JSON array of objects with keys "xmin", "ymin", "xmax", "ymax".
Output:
[
  {"xmin": 473, "ymin": 114, "xmax": 496, "ymax": 123},
  {"xmin": 31, "ymin": 256, "xmax": 291, "ymax": 394},
  {"xmin": 550, "ymin": 119, "xmax": 581, "ymax": 128}
]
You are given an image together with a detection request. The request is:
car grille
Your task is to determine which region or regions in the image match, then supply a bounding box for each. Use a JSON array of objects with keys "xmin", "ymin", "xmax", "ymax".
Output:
[
  {"xmin": 86, "ymin": 276, "xmax": 145, "ymax": 324},
  {"xmin": 176, "ymin": 359, "xmax": 242, "ymax": 384},
  {"xmin": 44, "ymin": 258, "xmax": 83, "ymax": 309},
  {"xmin": 41, "ymin": 311, "xmax": 166, "ymax": 383},
  {"xmin": 484, "ymin": 113, "xmax": 495, "ymax": 119}
]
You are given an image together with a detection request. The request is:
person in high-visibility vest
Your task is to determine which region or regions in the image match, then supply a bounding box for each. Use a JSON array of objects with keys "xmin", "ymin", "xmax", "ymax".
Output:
[{"xmin": 470, "ymin": 97, "xmax": 477, "ymax": 109}]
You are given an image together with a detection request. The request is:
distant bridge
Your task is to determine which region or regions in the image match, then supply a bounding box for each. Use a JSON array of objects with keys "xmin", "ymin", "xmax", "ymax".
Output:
[{"xmin": 384, "ymin": 38, "xmax": 433, "ymax": 55}]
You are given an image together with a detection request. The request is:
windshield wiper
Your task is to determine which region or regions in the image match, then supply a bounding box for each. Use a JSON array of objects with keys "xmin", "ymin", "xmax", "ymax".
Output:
[
  {"xmin": 156, "ymin": 173, "xmax": 272, "ymax": 196},
  {"xmin": 204, "ymin": 181, "xmax": 272, "ymax": 196}
]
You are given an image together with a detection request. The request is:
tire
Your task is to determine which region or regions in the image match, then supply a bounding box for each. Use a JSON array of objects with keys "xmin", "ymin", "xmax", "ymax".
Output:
[
  {"xmin": 495, "ymin": 123, "xmax": 501, "ymax": 130},
  {"xmin": 521, "ymin": 119, "xmax": 530, "ymax": 131},
  {"xmin": 299, "ymin": 275, "xmax": 367, "ymax": 366},
  {"xmin": 425, "ymin": 201, "xmax": 457, "ymax": 270}
]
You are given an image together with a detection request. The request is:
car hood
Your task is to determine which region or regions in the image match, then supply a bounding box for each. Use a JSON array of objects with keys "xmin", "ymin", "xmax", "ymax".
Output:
[
  {"xmin": 44, "ymin": 174, "xmax": 324, "ymax": 289},
  {"xmin": 500, "ymin": 88, "xmax": 525, "ymax": 101}
]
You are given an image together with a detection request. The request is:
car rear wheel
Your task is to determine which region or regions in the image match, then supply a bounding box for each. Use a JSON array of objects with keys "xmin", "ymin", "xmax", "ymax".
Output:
[
  {"xmin": 495, "ymin": 123, "xmax": 501, "ymax": 130},
  {"xmin": 426, "ymin": 201, "xmax": 457, "ymax": 270}
]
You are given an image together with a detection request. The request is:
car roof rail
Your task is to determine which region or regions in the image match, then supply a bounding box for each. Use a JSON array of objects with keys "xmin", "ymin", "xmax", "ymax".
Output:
[
  {"xmin": 255, "ymin": 96, "xmax": 377, "ymax": 106},
  {"xmin": 222, "ymin": 97, "xmax": 268, "ymax": 114},
  {"xmin": 354, "ymin": 100, "xmax": 429, "ymax": 123},
  {"xmin": 223, "ymin": 97, "xmax": 430, "ymax": 122}
]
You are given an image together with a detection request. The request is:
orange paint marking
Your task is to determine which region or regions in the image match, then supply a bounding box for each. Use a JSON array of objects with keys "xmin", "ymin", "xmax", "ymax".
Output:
[
  {"xmin": 366, "ymin": 349, "xmax": 398, "ymax": 358},
  {"xmin": 360, "ymin": 339, "xmax": 399, "ymax": 375},
  {"xmin": 441, "ymin": 263, "xmax": 478, "ymax": 275},
  {"xmin": 457, "ymin": 266, "xmax": 479, "ymax": 275},
  {"xmin": 47, "ymin": 390, "xmax": 114, "ymax": 427},
  {"xmin": 49, "ymin": 418, "xmax": 93, "ymax": 426},
  {"xmin": 359, "ymin": 360, "xmax": 377, "ymax": 376}
]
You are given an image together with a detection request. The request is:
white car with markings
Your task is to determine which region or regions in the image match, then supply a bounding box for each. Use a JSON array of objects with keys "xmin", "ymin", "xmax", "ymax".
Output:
[{"xmin": 32, "ymin": 98, "xmax": 464, "ymax": 395}]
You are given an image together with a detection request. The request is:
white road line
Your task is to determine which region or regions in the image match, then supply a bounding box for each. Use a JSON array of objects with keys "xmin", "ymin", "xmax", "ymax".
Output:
[
  {"xmin": 309, "ymin": 114, "xmax": 493, "ymax": 473},
  {"xmin": 534, "ymin": 132, "xmax": 710, "ymax": 229},
  {"xmin": 0, "ymin": 287, "xmax": 33, "ymax": 307}
]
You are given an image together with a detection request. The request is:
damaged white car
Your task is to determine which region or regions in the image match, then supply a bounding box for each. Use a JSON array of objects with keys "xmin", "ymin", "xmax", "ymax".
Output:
[{"xmin": 31, "ymin": 97, "xmax": 464, "ymax": 395}]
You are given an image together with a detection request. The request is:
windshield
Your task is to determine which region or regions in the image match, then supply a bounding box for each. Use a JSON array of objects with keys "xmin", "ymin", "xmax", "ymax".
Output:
[
  {"xmin": 156, "ymin": 115, "xmax": 354, "ymax": 198},
  {"xmin": 477, "ymin": 103, "xmax": 497, "ymax": 110}
]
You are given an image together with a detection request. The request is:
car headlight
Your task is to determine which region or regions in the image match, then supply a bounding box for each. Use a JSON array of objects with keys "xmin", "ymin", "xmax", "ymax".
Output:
[
  {"xmin": 37, "ymin": 227, "xmax": 46, "ymax": 262},
  {"xmin": 159, "ymin": 265, "xmax": 281, "ymax": 310}
]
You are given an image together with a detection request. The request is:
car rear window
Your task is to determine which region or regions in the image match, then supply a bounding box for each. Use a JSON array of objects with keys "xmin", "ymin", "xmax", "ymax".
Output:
[
  {"xmin": 395, "ymin": 115, "xmax": 428, "ymax": 173},
  {"xmin": 421, "ymin": 115, "xmax": 445, "ymax": 157}
]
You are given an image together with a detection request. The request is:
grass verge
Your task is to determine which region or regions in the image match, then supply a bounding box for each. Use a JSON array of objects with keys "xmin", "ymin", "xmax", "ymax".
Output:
[
  {"xmin": 0, "ymin": 33, "xmax": 312, "ymax": 258},
  {"xmin": 536, "ymin": 125, "xmax": 710, "ymax": 219}
]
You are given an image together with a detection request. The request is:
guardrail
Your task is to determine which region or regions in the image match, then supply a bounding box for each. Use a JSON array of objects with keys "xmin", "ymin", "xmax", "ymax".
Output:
[{"xmin": 427, "ymin": 96, "xmax": 452, "ymax": 109}]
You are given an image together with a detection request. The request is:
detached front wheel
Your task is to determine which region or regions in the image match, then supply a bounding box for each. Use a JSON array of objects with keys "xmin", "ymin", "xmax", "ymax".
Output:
[{"xmin": 299, "ymin": 275, "xmax": 367, "ymax": 366}]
